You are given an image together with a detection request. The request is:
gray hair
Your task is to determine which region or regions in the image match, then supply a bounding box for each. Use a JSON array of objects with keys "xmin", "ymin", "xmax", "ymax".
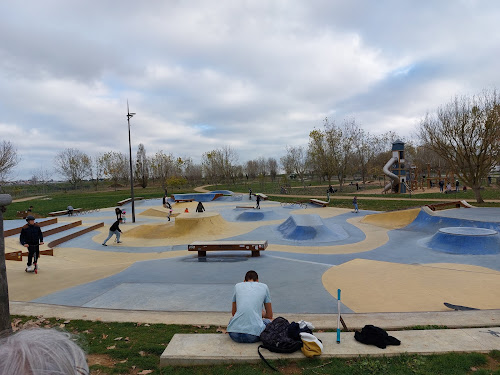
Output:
[{"xmin": 0, "ymin": 328, "xmax": 89, "ymax": 375}]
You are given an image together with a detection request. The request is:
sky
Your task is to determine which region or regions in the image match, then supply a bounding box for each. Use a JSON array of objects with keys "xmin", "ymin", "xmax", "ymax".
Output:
[{"xmin": 1, "ymin": 0, "xmax": 499, "ymax": 180}]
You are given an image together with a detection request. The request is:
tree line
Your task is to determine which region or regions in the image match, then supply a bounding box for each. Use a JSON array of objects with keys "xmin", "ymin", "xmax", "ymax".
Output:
[{"xmin": 0, "ymin": 90, "xmax": 498, "ymax": 202}]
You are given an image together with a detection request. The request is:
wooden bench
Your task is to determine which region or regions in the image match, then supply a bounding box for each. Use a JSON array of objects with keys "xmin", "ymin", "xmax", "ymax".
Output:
[
  {"xmin": 188, "ymin": 240, "xmax": 268, "ymax": 257},
  {"xmin": 117, "ymin": 197, "xmax": 144, "ymax": 206},
  {"xmin": 48, "ymin": 208, "xmax": 82, "ymax": 216},
  {"xmin": 310, "ymin": 199, "xmax": 329, "ymax": 207},
  {"xmin": 426, "ymin": 201, "xmax": 471, "ymax": 211}
]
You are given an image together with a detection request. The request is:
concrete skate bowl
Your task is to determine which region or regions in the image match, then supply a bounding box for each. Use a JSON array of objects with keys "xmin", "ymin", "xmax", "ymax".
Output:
[
  {"xmin": 124, "ymin": 212, "xmax": 244, "ymax": 243},
  {"xmin": 277, "ymin": 214, "xmax": 349, "ymax": 243},
  {"xmin": 426, "ymin": 227, "xmax": 500, "ymax": 255},
  {"xmin": 361, "ymin": 208, "xmax": 421, "ymax": 229},
  {"xmin": 236, "ymin": 209, "xmax": 281, "ymax": 221},
  {"xmin": 172, "ymin": 193, "xmax": 223, "ymax": 202}
]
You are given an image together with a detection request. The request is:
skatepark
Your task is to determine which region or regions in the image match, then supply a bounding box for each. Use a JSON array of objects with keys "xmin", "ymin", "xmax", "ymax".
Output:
[{"xmin": 4, "ymin": 192, "xmax": 500, "ymax": 315}]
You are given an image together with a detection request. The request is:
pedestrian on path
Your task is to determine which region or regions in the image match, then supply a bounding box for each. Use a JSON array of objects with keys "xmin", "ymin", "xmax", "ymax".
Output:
[
  {"xmin": 102, "ymin": 218, "xmax": 123, "ymax": 246},
  {"xmin": 20, "ymin": 215, "xmax": 44, "ymax": 272},
  {"xmin": 256, "ymin": 194, "xmax": 261, "ymax": 209},
  {"xmin": 353, "ymin": 196, "xmax": 359, "ymax": 213}
]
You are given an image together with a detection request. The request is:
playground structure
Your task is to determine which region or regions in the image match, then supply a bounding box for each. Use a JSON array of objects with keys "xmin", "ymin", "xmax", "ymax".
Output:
[
  {"xmin": 382, "ymin": 140, "xmax": 407, "ymax": 193},
  {"xmin": 382, "ymin": 140, "xmax": 459, "ymax": 194}
]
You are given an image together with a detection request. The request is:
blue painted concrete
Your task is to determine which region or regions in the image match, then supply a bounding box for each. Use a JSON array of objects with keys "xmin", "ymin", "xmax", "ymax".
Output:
[
  {"xmin": 173, "ymin": 193, "xmax": 221, "ymax": 202},
  {"xmin": 34, "ymin": 255, "xmax": 352, "ymax": 314},
  {"xmin": 426, "ymin": 227, "xmax": 500, "ymax": 255}
]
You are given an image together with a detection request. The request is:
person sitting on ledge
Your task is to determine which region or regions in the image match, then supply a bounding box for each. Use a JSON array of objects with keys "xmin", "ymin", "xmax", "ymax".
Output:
[
  {"xmin": 0, "ymin": 328, "xmax": 89, "ymax": 375},
  {"xmin": 196, "ymin": 201, "xmax": 205, "ymax": 212},
  {"xmin": 227, "ymin": 270, "xmax": 273, "ymax": 343}
]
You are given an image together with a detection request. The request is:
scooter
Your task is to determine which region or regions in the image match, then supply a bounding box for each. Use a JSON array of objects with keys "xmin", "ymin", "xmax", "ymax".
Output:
[{"xmin": 25, "ymin": 246, "xmax": 38, "ymax": 274}]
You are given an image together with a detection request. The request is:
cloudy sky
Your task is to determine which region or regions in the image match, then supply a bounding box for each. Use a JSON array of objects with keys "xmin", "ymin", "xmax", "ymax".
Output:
[{"xmin": 1, "ymin": 1, "xmax": 499, "ymax": 180}]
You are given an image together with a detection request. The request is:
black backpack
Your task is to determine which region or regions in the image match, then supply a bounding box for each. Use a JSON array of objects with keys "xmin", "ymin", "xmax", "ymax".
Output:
[{"xmin": 258, "ymin": 317, "xmax": 303, "ymax": 371}]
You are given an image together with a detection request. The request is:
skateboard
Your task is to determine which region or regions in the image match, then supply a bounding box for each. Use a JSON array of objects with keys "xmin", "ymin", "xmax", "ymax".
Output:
[
  {"xmin": 444, "ymin": 302, "xmax": 478, "ymax": 311},
  {"xmin": 25, "ymin": 249, "xmax": 38, "ymax": 274}
]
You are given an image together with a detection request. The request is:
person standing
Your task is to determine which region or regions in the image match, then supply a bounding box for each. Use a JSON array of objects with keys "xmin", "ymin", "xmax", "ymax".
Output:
[
  {"xmin": 227, "ymin": 270, "xmax": 273, "ymax": 343},
  {"xmin": 249, "ymin": 188, "xmax": 252, "ymax": 200},
  {"xmin": 19, "ymin": 215, "xmax": 44, "ymax": 272},
  {"xmin": 353, "ymin": 196, "xmax": 359, "ymax": 213},
  {"xmin": 102, "ymin": 218, "xmax": 123, "ymax": 246},
  {"xmin": 115, "ymin": 207, "xmax": 122, "ymax": 221},
  {"xmin": 439, "ymin": 180, "xmax": 444, "ymax": 193},
  {"xmin": 165, "ymin": 201, "xmax": 173, "ymax": 221},
  {"xmin": 455, "ymin": 180, "xmax": 460, "ymax": 192},
  {"xmin": 255, "ymin": 194, "xmax": 261, "ymax": 209}
]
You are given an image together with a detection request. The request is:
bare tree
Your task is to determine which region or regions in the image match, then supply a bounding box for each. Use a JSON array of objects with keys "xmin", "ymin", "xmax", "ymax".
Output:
[
  {"xmin": 281, "ymin": 146, "xmax": 309, "ymax": 187},
  {"xmin": 268, "ymin": 157, "xmax": 278, "ymax": 182},
  {"xmin": 202, "ymin": 146, "xmax": 239, "ymax": 184},
  {"xmin": 308, "ymin": 118, "xmax": 338, "ymax": 184},
  {"xmin": 183, "ymin": 157, "xmax": 203, "ymax": 184},
  {"xmin": 150, "ymin": 151, "xmax": 177, "ymax": 189},
  {"xmin": 89, "ymin": 154, "xmax": 105, "ymax": 191},
  {"xmin": 101, "ymin": 151, "xmax": 128, "ymax": 190},
  {"xmin": 419, "ymin": 90, "xmax": 500, "ymax": 202},
  {"xmin": 245, "ymin": 160, "xmax": 258, "ymax": 179},
  {"xmin": 54, "ymin": 148, "xmax": 91, "ymax": 189},
  {"xmin": 135, "ymin": 143, "xmax": 149, "ymax": 188},
  {"xmin": 0, "ymin": 141, "xmax": 19, "ymax": 182}
]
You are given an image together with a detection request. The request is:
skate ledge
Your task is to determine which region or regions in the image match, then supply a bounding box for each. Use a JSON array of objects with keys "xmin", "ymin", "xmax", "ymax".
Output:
[{"xmin": 161, "ymin": 327, "xmax": 500, "ymax": 367}]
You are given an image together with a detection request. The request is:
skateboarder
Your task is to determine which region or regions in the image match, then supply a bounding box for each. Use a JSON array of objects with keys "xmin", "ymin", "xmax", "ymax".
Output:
[
  {"xmin": 256, "ymin": 194, "xmax": 261, "ymax": 209},
  {"xmin": 165, "ymin": 201, "xmax": 173, "ymax": 221},
  {"xmin": 353, "ymin": 196, "xmax": 359, "ymax": 213},
  {"xmin": 20, "ymin": 215, "xmax": 44, "ymax": 272},
  {"xmin": 102, "ymin": 218, "xmax": 123, "ymax": 246}
]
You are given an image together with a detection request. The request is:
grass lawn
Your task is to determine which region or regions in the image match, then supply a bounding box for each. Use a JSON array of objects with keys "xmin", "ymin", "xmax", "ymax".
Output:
[{"xmin": 8, "ymin": 316, "xmax": 500, "ymax": 374}]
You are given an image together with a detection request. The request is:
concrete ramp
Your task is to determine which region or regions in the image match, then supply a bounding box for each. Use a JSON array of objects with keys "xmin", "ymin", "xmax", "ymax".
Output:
[
  {"xmin": 361, "ymin": 208, "xmax": 421, "ymax": 229},
  {"xmin": 278, "ymin": 214, "xmax": 348, "ymax": 242},
  {"xmin": 236, "ymin": 209, "xmax": 280, "ymax": 221},
  {"xmin": 172, "ymin": 193, "xmax": 223, "ymax": 202}
]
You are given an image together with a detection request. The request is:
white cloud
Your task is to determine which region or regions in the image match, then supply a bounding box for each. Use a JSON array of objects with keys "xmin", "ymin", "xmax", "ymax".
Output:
[{"xmin": 0, "ymin": 0, "xmax": 499, "ymax": 178}]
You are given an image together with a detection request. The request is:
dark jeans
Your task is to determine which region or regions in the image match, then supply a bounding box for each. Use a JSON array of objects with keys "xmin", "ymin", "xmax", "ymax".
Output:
[
  {"xmin": 228, "ymin": 319, "xmax": 271, "ymax": 343},
  {"xmin": 27, "ymin": 244, "xmax": 39, "ymax": 266}
]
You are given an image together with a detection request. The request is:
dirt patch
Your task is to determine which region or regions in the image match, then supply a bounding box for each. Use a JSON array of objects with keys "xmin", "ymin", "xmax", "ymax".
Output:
[{"xmin": 87, "ymin": 353, "xmax": 117, "ymax": 367}]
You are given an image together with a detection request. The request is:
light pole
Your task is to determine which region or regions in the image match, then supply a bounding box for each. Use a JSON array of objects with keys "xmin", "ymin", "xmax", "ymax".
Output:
[{"xmin": 127, "ymin": 101, "xmax": 136, "ymax": 223}]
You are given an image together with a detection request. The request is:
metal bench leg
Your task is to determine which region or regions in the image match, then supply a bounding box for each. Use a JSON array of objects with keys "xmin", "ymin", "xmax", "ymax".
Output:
[
  {"xmin": 251, "ymin": 251, "xmax": 260, "ymax": 257},
  {"xmin": 198, "ymin": 251, "xmax": 207, "ymax": 257}
]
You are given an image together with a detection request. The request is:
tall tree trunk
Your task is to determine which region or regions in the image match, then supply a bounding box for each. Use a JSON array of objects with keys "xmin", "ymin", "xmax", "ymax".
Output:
[
  {"xmin": 472, "ymin": 186, "xmax": 484, "ymax": 203},
  {"xmin": 0, "ymin": 195, "xmax": 12, "ymax": 338}
]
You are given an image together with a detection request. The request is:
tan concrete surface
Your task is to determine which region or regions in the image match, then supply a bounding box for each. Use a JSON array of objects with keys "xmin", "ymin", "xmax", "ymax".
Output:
[
  {"xmin": 361, "ymin": 208, "xmax": 421, "ymax": 229},
  {"xmin": 322, "ymin": 259, "xmax": 500, "ymax": 312},
  {"xmin": 160, "ymin": 327, "xmax": 500, "ymax": 366}
]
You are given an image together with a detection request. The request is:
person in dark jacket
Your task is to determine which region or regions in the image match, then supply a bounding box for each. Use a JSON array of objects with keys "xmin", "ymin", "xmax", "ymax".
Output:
[
  {"xmin": 196, "ymin": 202, "xmax": 205, "ymax": 212},
  {"xmin": 115, "ymin": 207, "xmax": 122, "ymax": 220},
  {"xmin": 255, "ymin": 194, "xmax": 261, "ymax": 209},
  {"xmin": 20, "ymin": 215, "xmax": 44, "ymax": 272},
  {"xmin": 102, "ymin": 218, "xmax": 123, "ymax": 246}
]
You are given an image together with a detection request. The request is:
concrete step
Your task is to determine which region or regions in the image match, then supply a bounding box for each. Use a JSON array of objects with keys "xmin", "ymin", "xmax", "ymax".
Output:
[{"xmin": 160, "ymin": 326, "xmax": 500, "ymax": 367}]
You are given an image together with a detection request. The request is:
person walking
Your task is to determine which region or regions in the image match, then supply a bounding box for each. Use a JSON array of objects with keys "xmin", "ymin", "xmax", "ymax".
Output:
[
  {"xmin": 255, "ymin": 194, "xmax": 261, "ymax": 209},
  {"xmin": 165, "ymin": 201, "xmax": 173, "ymax": 221},
  {"xmin": 249, "ymin": 188, "xmax": 253, "ymax": 200},
  {"xmin": 455, "ymin": 180, "xmax": 460, "ymax": 192},
  {"xmin": 102, "ymin": 218, "xmax": 123, "ymax": 246},
  {"xmin": 353, "ymin": 196, "xmax": 359, "ymax": 213},
  {"xmin": 20, "ymin": 215, "xmax": 44, "ymax": 272},
  {"xmin": 439, "ymin": 179, "xmax": 444, "ymax": 193}
]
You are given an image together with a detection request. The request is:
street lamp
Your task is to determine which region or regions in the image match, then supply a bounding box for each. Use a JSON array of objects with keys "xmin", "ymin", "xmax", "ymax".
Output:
[{"xmin": 127, "ymin": 101, "xmax": 136, "ymax": 223}]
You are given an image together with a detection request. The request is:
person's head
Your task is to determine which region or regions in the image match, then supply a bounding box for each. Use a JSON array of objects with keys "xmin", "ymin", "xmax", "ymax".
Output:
[
  {"xmin": 25, "ymin": 215, "xmax": 35, "ymax": 224},
  {"xmin": 244, "ymin": 270, "xmax": 259, "ymax": 282},
  {"xmin": 0, "ymin": 328, "xmax": 89, "ymax": 375},
  {"xmin": 118, "ymin": 218, "xmax": 123, "ymax": 222}
]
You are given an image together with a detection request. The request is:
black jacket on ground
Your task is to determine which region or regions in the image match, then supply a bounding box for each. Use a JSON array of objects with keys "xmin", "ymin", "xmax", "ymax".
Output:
[{"xmin": 20, "ymin": 224, "xmax": 43, "ymax": 246}]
